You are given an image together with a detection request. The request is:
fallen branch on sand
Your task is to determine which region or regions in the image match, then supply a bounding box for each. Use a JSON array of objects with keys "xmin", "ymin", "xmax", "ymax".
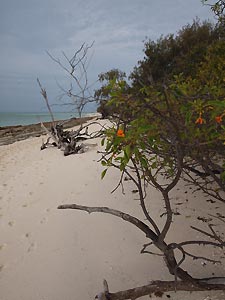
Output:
[
  {"xmin": 40, "ymin": 121, "xmax": 105, "ymax": 156},
  {"xmin": 93, "ymin": 279, "xmax": 225, "ymax": 300},
  {"xmin": 58, "ymin": 203, "xmax": 225, "ymax": 298}
]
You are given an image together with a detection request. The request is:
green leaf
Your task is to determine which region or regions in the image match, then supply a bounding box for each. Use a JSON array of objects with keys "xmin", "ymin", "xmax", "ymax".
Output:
[
  {"xmin": 124, "ymin": 145, "xmax": 131, "ymax": 160},
  {"xmin": 221, "ymin": 170, "xmax": 225, "ymax": 181},
  {"xmin": 151, "ymin": 161, "xmax": 157, "ymax": 169},
  {"xmin": 101, "ymin": 138, "xmax": 105, "ymax": 146},
  {"xmin": 105, "ymin": 141, "xmax": 112, "ymax": 152},
  {"xmin": 140, "ymin": 157, "xmax": 148, "ymax": 168},
  {"xmin": 120, "ymin": 162, "xmax": 126, "ymax": 171},
  {"xmin": 185, "ymin": 110, "xmax": 192, "ymax": 124},
  {"xmin": 115, "ymin": 156, "xmax": 122, "ymax": 161},
  {"xmin": 101, "ymin": 169, "xmax": 108, "ymax": 179},
  {"xmin": 101, "ymin": 160, "xmax": 107, "ymax": 166},
  {"xmin": 123, "ymin": 155, "xmax": 129, "ymax": 165}
]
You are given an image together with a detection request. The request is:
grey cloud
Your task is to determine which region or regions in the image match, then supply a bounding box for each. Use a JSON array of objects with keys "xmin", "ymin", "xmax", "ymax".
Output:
[{"xmin": 0, "ymin": 0, "xmax": 215, "ymax": 112}]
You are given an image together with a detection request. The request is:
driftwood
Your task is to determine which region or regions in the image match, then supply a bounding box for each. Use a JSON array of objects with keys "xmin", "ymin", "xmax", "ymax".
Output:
[
  {"xmin": 37, "ymin": 77, "xmax": 105, "ymax": 156},
  {"xmin": 0, "ymin": 116, "xmax": 94, "ymax": 146},
  {"xmin": 40, "ymin": 120, "xmax": 105, "ymax": 156}
]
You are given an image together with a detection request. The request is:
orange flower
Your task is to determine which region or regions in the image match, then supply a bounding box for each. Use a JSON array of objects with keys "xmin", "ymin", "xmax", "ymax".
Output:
[
  {"xmin": 117, "ymin": 129, "xmax": 125, "ymax": 137},
  {"xmin": 195, "ymin": 117, "xmax": 204, "ymax": 125},
  {"xmin": 215, "ymin": 116, "xmax": 223, "ymax": 124}
]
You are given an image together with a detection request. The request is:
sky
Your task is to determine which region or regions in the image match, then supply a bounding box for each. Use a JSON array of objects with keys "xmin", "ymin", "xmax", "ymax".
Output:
[{"xmin": 0, "ymin": 0, "xmax": 215, "ymax": 113}]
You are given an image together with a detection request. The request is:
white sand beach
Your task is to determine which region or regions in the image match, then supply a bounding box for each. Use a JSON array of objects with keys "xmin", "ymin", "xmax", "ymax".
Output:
[{"xmin": 0, "ymin": 119, "xmax": 225, "ymax": 300}]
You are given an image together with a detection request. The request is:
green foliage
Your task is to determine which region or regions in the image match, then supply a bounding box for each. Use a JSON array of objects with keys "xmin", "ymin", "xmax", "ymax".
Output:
[
  {"xmin": 202, "ymin": 0, "xmax": 225, "ymax": 28},
  {"xmin": 100, "ymin": 18, "xmax": 225, "ymax": 196},
  {"xmin": 95, "ymin": 1, "xmax": 225, "ymax": 199},
  {"xmin": 101, "ymin": 168, "xmax": 108, "ymax": 179},
  {"xmin": 95, "ymin": 69, "xmax": 128, "ymax": 118},
  {"xmin": 130, "ymin": 19, "xmax": 220, "ymax": 90}
]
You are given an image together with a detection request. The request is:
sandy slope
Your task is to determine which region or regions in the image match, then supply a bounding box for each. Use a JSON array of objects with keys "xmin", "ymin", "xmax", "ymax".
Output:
[{"xmin": 0, "ymin": 119, "xmax": 225, "ymax": 300}]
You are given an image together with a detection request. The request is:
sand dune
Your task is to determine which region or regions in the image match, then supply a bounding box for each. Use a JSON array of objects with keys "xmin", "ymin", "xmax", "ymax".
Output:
[{"xmin": 0, "ymin": 119, "xmax": 225, "ymax": 300}]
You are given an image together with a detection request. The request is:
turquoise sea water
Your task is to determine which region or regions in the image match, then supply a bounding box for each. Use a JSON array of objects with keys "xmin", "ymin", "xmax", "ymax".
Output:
[{"xmin": 0, "ymin": 112, "xmax": 94, "ymax": 127}]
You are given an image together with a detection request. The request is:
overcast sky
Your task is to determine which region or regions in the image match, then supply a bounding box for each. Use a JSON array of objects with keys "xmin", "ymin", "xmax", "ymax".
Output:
[{"xmin": 0, "ymin": 0, "xmax": 215, "ymax": 112}]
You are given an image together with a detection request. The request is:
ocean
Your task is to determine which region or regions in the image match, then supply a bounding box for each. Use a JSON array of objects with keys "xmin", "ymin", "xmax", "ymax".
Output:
[{"xmin": 0, "ymin": 111, "xmax": 96, "ymax": 127}]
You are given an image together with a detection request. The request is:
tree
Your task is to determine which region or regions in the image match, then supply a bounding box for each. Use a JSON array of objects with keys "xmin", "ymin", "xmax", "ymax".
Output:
[
  {"xmin": 37, "ymin": 78, "xmax": 104, "ymax": 156},
  {"xmin": 130, "ymin": 19, "xmax": 220, "ymax": 91},
  {"xmin": 47, "ymin": 42, "xmax": 96, "ymax": 118},
  {"xmin": 57, "ymin": 2, "xmax": 225, "ymax": 299},
  {"xmin": 94, "ymin": 69, "xmax": 127, "ymax": 118},
  {"xmin": 59, "ymin": 84, "xmax": 225, "ymax": 296},
  {"xmin": 202, "ymin": 0, "xmax": 225, "ymax": 28},
  {"xmin": 58, "ymin": 42, "xmax": 225, "ymax": 298}
]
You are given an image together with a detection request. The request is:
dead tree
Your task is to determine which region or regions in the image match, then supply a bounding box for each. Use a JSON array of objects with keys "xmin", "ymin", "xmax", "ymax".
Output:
[
  {"xmin": 47, "ymin": 42, "xmax": 96, "ymax": 118},
  {"xmin": 39, "ymin": 119, "xmax": 105, "ymax": 156},
  {"xmin": 37, "ymin": 78, "xmax": 105, "ymax": 156}
]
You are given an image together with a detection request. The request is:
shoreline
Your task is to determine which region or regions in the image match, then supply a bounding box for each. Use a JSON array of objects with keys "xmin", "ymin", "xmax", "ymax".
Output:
[
  {"xmin": 0, "ymin": 115, "xmax": 98, "ymax": 146},
  {"xmin": 0, "ymin": 112, "xmax": 100, "ymax": 127}
]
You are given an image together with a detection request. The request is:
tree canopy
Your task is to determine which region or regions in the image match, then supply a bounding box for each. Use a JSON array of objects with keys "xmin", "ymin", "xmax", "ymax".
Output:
[
  {"xmin": 130, "ymin": 19, "xmax": 223, "ymax": 90},
  {"xmin": 98, "ymin": 16, "xmax": 225, "ymax": 197}
]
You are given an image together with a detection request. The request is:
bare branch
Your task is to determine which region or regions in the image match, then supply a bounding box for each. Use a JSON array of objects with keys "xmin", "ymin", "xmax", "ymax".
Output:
[
  {"xmin": 111, "ymin": 170, "xmax": 125, "ymax": 194},
  {"xmin": 209, "ymin": 213, "xmax": 225, "ymax": 224},
  {"xmin": 40, "ymin": 123, "xmax": 59, "ymax": 147},
  {"xmin": 190, "ymin": 223, "xmax": 224, "ymax": 245},
  {"xmin": 37, "ymin": 78, "xmax": 55, "ymax": 124},
  {"xmin": 46, "ymin": 42, "xmax": 95, "ymax": 118},
  {"xmin": 184, "ymin": 250, "xmax": 221, "ymax": 264},
  {"xmin": 46, "ymin": 51, "xmax": 71, "ymax": 75},
  {"xmin": 158, "ymin": 191, "xmax": 173, "ymax": 242},
  {"xmin": 191, "ymin": 225, "xmax": 220, "ymax": 241},
  {"xmin": 177, "ymin": 240, "xmax": 225, "ymax": 248},
  {"xmin": 57, "ymin": 203, "xmax": 160, "ymax": 244},
  {"xmin": 95, "ymin": 280, "xmax": 225, "ymax": 300},
  {"xmin": 131, "ymin": 158, "xmax": 161, "ymax": 235},
  {"xmin": 140, "ymin": 242, "xmax": 163, "ymax": 256}
]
